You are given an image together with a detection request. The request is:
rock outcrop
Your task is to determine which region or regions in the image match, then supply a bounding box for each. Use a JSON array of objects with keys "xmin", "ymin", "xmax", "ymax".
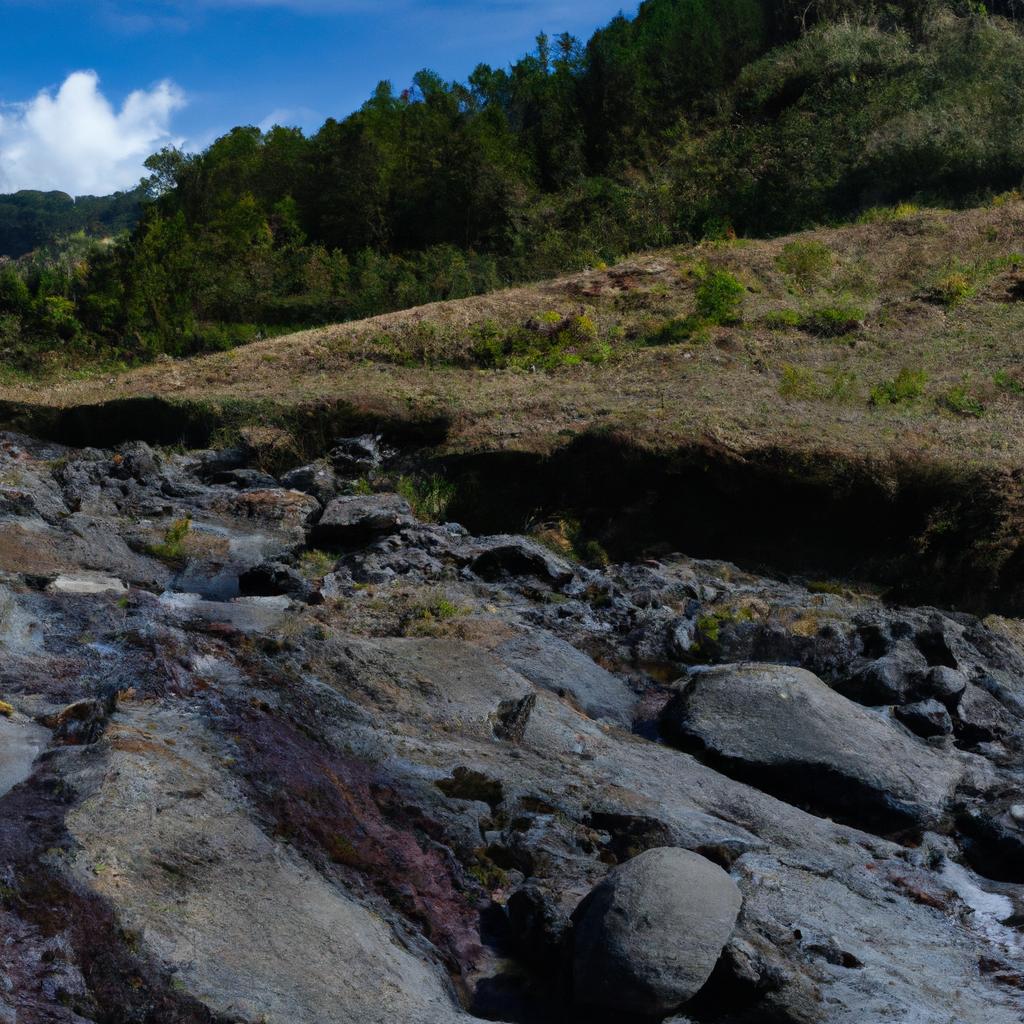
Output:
[{"xmin": 0, "ymin": 429, "xmax": 1023, "ymax": 1024}]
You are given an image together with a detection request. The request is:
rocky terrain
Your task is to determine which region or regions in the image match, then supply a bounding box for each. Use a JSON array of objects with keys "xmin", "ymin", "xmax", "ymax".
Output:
[{"xmin": 1, "ymin": 427, "xmax": 1024, "ymax": 1023}]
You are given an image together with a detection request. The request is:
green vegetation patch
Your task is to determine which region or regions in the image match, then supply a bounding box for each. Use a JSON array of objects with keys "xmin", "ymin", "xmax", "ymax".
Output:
[{"xmin": 870, "ymin": 369, "xmax": 927, "ymax": 407}]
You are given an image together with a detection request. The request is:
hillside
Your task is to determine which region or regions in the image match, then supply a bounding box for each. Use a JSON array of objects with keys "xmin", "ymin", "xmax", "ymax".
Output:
[{"xmin": 7, "ymin": 201, "xmax": 1024, "ymax": 466}]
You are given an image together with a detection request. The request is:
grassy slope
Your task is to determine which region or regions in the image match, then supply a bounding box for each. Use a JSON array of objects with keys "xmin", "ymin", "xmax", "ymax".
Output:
[{"xmin": 6, "ymin": 202, "xmax": 1024, "ymax": 469}]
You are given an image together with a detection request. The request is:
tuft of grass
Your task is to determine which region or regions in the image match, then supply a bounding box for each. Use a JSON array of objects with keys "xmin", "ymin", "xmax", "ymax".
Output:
[
  {"xmin": 763, "ymin": 309, "xmax": 802, "ymax": 330},
  {"xmin": 777, "ymin": 240, "xmax": 833, "ymax": 291},
  {"xmin": 934, "ymin": 272, "xmax": 974, "ymax": 308},
  {"xmin": 995, "ymin": 369, "xmax": 1024, "ymax": 396},
  {"xmin": 298, "ymin": 549, "xmax": 336, "ymax": 580},
  {"xmin": 870, "ymin": 368, "xmax": 926, "ymax": 407},
  {"xmin": 397, "ymin": 474, "xmax": 456, "ymax": 523},
  {"xmin": 800, "ymin": 303, "xmax": 866, "ymax": 337},
  {"xmin": 940, "ymin": 385, "xmax": 984, "ymax": 418},
  {"xmin": 147, "ymin": 517, "xmax": 192, "ymax": 563},
  {"xmin": 0, "ymin": 700, "xmax": 14, "ymax": 718},
  {"xmin": 778, "ymin": 364, "xmax": 820, "ymax": 400}
]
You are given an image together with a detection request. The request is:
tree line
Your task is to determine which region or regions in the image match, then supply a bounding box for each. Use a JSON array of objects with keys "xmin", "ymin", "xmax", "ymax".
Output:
[{"xmin": 2, "ymin": 0, "xmax": 1023, "ymax": 369}]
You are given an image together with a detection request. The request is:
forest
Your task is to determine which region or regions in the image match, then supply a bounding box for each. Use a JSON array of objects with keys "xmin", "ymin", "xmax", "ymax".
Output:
[{"xmin": 3, "ymin": 0, "xmax": 1024, "ymax": 369}]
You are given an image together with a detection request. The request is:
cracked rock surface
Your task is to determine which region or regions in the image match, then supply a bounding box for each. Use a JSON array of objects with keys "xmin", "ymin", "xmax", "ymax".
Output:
[{"xmin": 0, "ymin": 430, "xmax": 1023, "ymax": 1023}]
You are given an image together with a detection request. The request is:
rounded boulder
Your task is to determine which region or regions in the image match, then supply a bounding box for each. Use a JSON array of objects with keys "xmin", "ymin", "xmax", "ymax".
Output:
[{"xmin": 571, "ymin": 847, "xmax": 741, "ymax": 1016}]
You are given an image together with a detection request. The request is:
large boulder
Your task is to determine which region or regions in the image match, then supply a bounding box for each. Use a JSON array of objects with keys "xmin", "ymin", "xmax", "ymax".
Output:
[
  {"xmin": 571, "ymin": 848, "xmax": 741, "ymax": 1016},
  {"xmin": 310, "ymin": 494, "xmax": 415, "ymax": 547},
  {"xmin": 660, "ymin": 664, "xmax": 962, "ymax": 833}
]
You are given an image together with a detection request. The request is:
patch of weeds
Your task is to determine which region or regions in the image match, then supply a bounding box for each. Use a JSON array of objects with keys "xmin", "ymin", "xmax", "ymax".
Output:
[
  {"xmin": 778, "ymin": 364, "xmax": 820, "ymax": 400},
  {"xmin": 933, "ymin": 272, "xmax": 974, "ymax": 308},
  {"xmin": 764, "ymin": 309, "xmax": 802, "ymax": 330},
  {"xmin": 0, "ymin": 700, "xmax": 13, "ymax": 718},
  {"xmin": 826, "ymin": 368, "xmax": 859, "ymax": 402},
  {"xmin": 870, "ymin": 368, "xmax": 927, "ymax": 407},
  {"xmin": 940, "ymin": 385, "xmax": 984, "ymax": 418},
  {"xmin": 994, "ymin": 369, "xmax": 1024, "ymax": 396},
  {"xmin": 350, "ymin": 477, "xmax": 374, "ymax": 496},
  {"xmin": 857, "ymin": 202, "xmax": 919, "ymax": 224},
  {"xmin": 807, "ymin": 580, "xmax": 846, "ymax": 596},
  {"xmin": 470, "ymin": 313, "xmax": 613, "ymax": 370},
  {"xmin": 800, "ymin": 303, "xmax": 866, "ymax": 337},
  {"xmin": 147, "ymin": 517, "xmax": 192, "ymax": 563},
  {"xmin": 397, "ymin": 474, "xmax": 455, "ymax": 522},
  {"xmin": 695, "ymin": 606, "xmax": 755, "ymax": 650},
  {"xmin": 777, "ymin": 240, "xmax": 833, "ymax": 291}
]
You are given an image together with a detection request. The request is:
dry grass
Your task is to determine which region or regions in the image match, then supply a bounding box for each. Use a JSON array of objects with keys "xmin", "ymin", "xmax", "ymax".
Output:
[{"xmin": 8, "ymin": 202, "xmax": 1024, "ymax": 468}]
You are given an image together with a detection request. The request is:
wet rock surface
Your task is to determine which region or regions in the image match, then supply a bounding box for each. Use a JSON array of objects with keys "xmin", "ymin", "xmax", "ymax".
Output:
[{"xmin": 0, "ymin": 429, "xmax": 1023, "ymax": 1022}]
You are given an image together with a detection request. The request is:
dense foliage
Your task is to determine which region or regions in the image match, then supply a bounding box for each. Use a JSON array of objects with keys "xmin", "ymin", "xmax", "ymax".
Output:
[
  {"xmin": 4, "ymin": 0, "xmax": 1024, "ymax": 370},
  {"xmin": 0, "ymin": 189, "xmax": 141, "ymax": 259}
]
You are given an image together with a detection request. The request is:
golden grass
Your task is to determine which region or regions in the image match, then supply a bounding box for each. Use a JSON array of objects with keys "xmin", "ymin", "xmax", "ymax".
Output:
[{"xmin": 7, "ymin": 202, "xmax": 1024, "ymax": 468}]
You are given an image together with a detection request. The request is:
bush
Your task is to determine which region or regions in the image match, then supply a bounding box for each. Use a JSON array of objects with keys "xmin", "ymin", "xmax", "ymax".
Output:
[
  {"xmin": 777, "ymin": 240, "xmax": 833, "ymax": 291},
  {"xmin": 695, "ymin": 268, "xmax": 745, "ymax": 324},
  {"xmin": 870, "ymin": 368, "xmax": 926, "ymax": 406}
]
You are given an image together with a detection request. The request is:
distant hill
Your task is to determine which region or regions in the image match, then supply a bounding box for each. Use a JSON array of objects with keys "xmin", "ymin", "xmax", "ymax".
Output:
[{"xmin": 0, "ymin": 189, "xmax": 142, "ymax": 258}]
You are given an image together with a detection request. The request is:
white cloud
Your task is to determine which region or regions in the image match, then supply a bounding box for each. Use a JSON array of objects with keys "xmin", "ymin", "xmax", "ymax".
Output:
[{"xmin": 0, "ymin": 71, "xmax": 186, "ymax": 195}]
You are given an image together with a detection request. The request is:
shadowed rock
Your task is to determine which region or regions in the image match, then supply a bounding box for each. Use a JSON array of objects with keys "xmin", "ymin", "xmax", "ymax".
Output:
[{"xmin": 571, "ymin": 847, "xmax": 741, "ymax": 1016}]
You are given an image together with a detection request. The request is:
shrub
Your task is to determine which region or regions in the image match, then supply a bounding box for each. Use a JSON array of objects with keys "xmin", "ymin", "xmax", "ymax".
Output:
[
  {"xmin": 695, "ymin": 268, "xmax": 745, "ymax": 324},
  {"xmin": 777, "ymin": 240, "xmax": 833, "ymax": 291},
  {"xmin": 870, "ymin": 368, "xmax": 926, "ymax": 406},
  {"xmin": 940, "ymin": 385, "xmax": 984, "ymax": 418}
]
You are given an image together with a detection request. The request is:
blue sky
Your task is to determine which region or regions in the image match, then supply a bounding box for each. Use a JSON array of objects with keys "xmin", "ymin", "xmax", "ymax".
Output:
[{"xmin": 0, "ymin": 0, "xmax": 633, "ymax": 195}]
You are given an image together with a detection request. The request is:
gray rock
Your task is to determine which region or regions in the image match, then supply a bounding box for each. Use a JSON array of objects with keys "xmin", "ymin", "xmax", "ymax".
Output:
[
  {"xmin": 494, "ymin": 631, "xmax": 636, "ymax": 726},
  {"xmin": 470, "ymin": 536, "xmax": 574, "ymax": 587},
  {"xmin": 844, "ymin": 648, "xmax": 928, "ymax": 705},
  {"xmin": 280, "ymin": 461, "xmax": 340, "ymax": 505},
  {"xmin": 310, "ymin": 494, "xmax": 415, "ymax": 547},
  {"xmin": 571, "ymin": 847, "xmax": 741, "ymax": 1016},
  {"xmin": 895, "ymin": 698, "xmax": 953, "ymax": 738},
  {"xmin": 329, "ymin": 435, "xmax": 387, "ymax": 475},
  {"xmin": 922, "ymin": 665, "xmax": 968, "ymax": 708},
  {"xmin": 661, "ymin": 663, "xmax": 962, "ymax": 832},
  {"xmin": 210, "ymin": 467, "xmax": 280, "ymax": 490}
]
